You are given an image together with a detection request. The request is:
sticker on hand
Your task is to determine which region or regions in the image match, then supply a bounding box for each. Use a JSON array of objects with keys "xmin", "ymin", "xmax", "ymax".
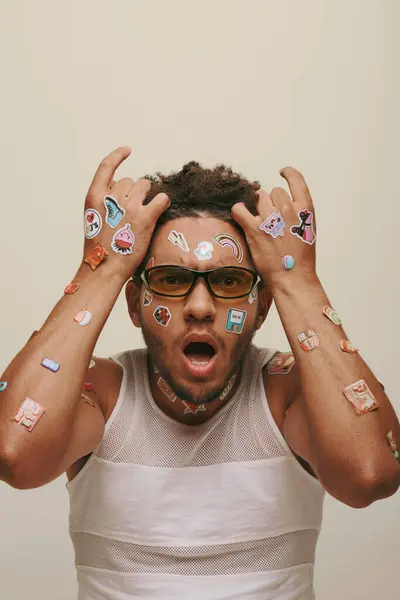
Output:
[
  {"xmin": 259, "ymin": 211, "xmax": 285, "ymax": 238},
  {"xmin": 111, "ymin": 223, "xmax": 134, "ymax": 255},
  {"xmin": 104, "ymin": 195, "xmax": 125, "ymax": 228},
  {"xmin": 84, "ymin": 209, "xmax": 102, "ymax": 239},
  {"xmin": 290, "ymin": 209, "xmax": 316, "ymax": 245}
]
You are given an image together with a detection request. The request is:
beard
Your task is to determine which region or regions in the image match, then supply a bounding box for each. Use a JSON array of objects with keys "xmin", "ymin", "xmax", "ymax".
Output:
[{"xmin": 139, "ymin": 312, "xmax": 256, "ymax": 405}]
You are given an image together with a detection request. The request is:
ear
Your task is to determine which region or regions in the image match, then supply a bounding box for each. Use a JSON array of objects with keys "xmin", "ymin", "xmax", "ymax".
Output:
[
  {"xmin": 255, "ymin": 284, "xmax": 273, "ymax": 331},
  {"xmin": 125, "ymin": 279, "xmax": 142, "ymax": 328}
]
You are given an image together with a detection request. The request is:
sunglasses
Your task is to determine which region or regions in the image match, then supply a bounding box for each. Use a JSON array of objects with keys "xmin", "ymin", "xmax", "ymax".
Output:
[{"xmin": 140, "ymin": 265, "xmax": 260, "ymax": 299}]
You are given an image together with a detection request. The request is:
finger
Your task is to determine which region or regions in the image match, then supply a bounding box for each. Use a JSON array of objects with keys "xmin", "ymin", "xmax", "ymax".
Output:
[
  {"xmin": 256, "ymin": 189, "xmax": 274, "ymax": 217},
  {"xmin": 87, "ymin": 146, "xmax": 131, "ymax": 198},
  {"xmin": 127, "ymin": 178, "xmax": 152, "ymax": 205},
  {"xmin": 146, "ymin": 192, "xmax": 170, "ymax": 220},
  {"xmin": 279, "ymin": 167, "xmax": 312, "ymax": 206},
  {"xmin": 231, "ymin": 202, "xmax": 258, "ymax": 231},
  {"xmin": 108, "ymin": 179, "xmax": 117, "ymax": 190},
  {"xmin": 108, "ymin": 177, "xmax": 135, "ymax": 199},
  {"xmin": 270, "ymin": 186, "xmax": 292, "ymax": 212}
]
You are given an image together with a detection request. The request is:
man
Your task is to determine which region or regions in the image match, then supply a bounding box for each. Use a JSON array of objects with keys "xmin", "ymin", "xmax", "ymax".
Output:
[{"xmin": 0, "ymin": 146, "xmax": 399, "ymax": 599}]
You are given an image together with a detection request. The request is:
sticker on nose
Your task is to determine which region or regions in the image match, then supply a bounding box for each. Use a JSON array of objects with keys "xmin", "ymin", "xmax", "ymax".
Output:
[
  {"xmin": 225, "ymin": 308, "xmax": 247, "ymax": 334},
  {"xmin": 194, "ymin": 241, "xmax": 213, "ymax": 260},
  {"xmin": 154, "ymin": 305, "xmax": 171, "ymax": 327}
]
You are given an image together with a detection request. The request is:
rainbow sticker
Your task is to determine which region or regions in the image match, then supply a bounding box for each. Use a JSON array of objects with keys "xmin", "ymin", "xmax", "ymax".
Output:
[{"xmin": 213, "ymin": 233, "xmax": 243, "ymax": 263}]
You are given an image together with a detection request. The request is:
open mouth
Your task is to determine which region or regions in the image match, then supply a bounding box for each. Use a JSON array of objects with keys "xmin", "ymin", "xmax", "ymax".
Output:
[{"xmin": 183, "ymin": 342, "xmax": 217, "ymax": 377}]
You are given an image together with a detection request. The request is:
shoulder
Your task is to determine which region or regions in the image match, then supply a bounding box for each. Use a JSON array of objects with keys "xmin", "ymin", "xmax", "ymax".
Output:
[
  {"xmin": 86, "ymin": 356, "xmax": 124, "ymax": 422},
  {"xmin": 261, "ymin": 351, "xmax": 300, "ymax": 415}
]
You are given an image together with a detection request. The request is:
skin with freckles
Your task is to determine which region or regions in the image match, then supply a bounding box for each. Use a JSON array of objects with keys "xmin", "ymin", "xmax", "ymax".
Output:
[{"xmin": 126, "ymin": 217, "xmax": 272, "ymax": 424}]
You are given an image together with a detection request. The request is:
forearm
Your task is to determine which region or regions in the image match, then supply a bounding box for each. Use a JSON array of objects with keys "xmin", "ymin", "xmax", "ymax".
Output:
[
  {"xmin": 0, "ymin": 261, "xmax": 125, "ymax": 469},
  {"xmin": 273, "ymin": 274, "xmax": 400, "ymax": 498}
]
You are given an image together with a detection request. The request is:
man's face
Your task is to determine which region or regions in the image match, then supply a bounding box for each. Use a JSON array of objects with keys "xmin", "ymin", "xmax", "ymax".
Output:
[{"xmin": 135, "ymin": 217, "xmax": 266, "ymax": 405}]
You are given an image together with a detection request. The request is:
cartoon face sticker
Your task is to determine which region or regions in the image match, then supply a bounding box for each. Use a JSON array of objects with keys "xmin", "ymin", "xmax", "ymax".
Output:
[
  {"xmin": 111, "ymin": 223, "xmax": 134, "ymax": 255},
  {"xmin": 213, "ymin": 233, "xmax": 243, "ymax": 263},
  {"xmin": 225, "ymin": 308, "xmax": 247, "ymax": 334},
  {"xmin": 153, "ymin": 305, "xmax": 171, "ymax": 327},
  {"xmin": 143, "ymin": 289, "xmax": 153, "ymax": 307},
  {"xmin": 259, "ymin": 211, "xmax": 285, "ymax": 238},
  {"xmin": 194, "ymin": 241, "xmax": 214, "ymax": 260},
  {"xmin": 104, "ymin": 195, "xmax": 125, "ymax": 228},
  {"xmin": 84, "ymin": 209, "xmax": 103, "ymax": 239},
  {"xmin": 290, "ymin": 209, "xmax": 316, "ymax": 245}
]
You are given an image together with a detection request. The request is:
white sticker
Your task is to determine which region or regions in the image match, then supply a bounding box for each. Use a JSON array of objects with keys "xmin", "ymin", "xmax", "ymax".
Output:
[
  {"xmin": 182, "ymin": 400, "xmax": 207, "ymax": 414},
  {"xmin": 248, "ymin": 284, "xmax": 258, "ymax": 304},
  {"xmin": 84, "ymin": 209, "xmax": 103, "ymax": 239},
  {"xmin": 143, "ymin": 289, "xmax": 153, "ymax": 307},
  {"xmin": 194, "ymin": 241, "xmax": 214, "ymax": 260},
  {"xmin": 168, "ymin": 230, "xmax": 190, "ymax": 252},
  {"xmin": 111, "ymin": 223, "xmax": 134, "ymax": 255},
  {"xmin": 74, "ymin": 308, "xmax": 93, "ymax": 326}
]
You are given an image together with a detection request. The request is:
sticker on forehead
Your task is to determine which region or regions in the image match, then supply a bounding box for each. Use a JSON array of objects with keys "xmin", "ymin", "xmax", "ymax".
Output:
[
  {"xmin": 104, "ymin": 195, "xmax": 125, "ymax": 228},
  {"xmin": 143, "ymin": 289, "xmax": 153, "ymax": 307},
  {"xmin": 290, "ymin": 209, "xmax": 316, "ymax": 245},
  {"xmin": 146, "ymin": 257, "xmax": 155, "ymax": 270},
  {"xmin": 343, "ymin": 379, "xmax": 379, "ymax": 415},
  {"xmin": 225, "ymin": 308, "xmax": 247, "ymax": 334},
  {"xmin": 154, "ymin": 305, "xmax": 171, "ymax": 327},
  {"xmin": 259, "ymin": 211, "xmax": 285, "ymax": 238},
  {"xmin": 168, "ymin": 230, "xmax": 190, "ymax": 253},
  {"xmin": 111, "ymin": 223, "xmax": 134, "ymax": 255},
  {"xmin": 182, "ymin": 400, "xmax": 207, "ymax": 415},
  {"xmin": 13, "ymin": 398, "xmax": 45, "ymax": 432},
  {"xmin": 194, "ymin": 241, "xmax": 213, "ymax": 261},
  {"xmin": 213, "ymin": 234, "xmax": 243, "ymax": 263},
  {"xmin": 157, "ymin": 377, "xmax": 177, "ymax": 402},
  {"xmin": 84, "ymin": 209, "xmax": 102, "ymax": 239}
]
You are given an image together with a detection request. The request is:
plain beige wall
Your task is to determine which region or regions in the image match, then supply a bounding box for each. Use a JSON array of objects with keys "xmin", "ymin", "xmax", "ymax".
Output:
[{"xmin": 0, "ymin": 0, "xmax": 399, "ymax": 598}]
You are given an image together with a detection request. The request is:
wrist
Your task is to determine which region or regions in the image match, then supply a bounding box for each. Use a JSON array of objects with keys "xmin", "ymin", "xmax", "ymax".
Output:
[
  {"xmin": 75, "ymin": 260, "xmax": 130, "ymax": 289},
  {"xmin": 267, "ymin": 270, "xmax": 322, "ymax": 298}
]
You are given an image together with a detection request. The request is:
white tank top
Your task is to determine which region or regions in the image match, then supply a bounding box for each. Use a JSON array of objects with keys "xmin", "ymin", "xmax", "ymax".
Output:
[{"xmin": 67, "ymin": 345, "xmax": 325, "ymax": 600}]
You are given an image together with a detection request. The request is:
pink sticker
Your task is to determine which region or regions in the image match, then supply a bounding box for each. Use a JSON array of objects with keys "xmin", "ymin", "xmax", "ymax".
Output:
[
  {"xmin": 111, "ymin": 223, "xmax": 134, "ymax": 255},
  {"xmin": 13, "ymin": 398, "xmax": 45, "ymax": 432},
  {"xmin": 290, "ymin": 209, "xmax": 316, "ymax": 245},
  {"xmin": 343, "ymin": 379, "xmax": 379, "ymax": 415},
  {"xmin": 157, "ymin": 377, "xmax": 177, "ymax": 402}
]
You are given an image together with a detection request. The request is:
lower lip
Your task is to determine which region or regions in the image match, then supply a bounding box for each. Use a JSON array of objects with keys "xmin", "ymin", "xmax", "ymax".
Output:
[{"xmin": 182, "ymin": 352, "xmax": 218, "ymax": 377}]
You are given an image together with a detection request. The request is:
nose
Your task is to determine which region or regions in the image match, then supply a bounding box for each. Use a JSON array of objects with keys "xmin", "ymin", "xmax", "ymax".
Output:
[{"xmin": 183, "ymin": 278, "xmax": 216, "ymax": 323}]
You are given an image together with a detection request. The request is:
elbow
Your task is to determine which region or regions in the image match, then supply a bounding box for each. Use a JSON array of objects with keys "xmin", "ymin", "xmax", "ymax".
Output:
[
  {"xmin": 0, "ymin": 444, "xmax": 40, "ymax": 490},
  {"xmin": 350, "ymin": 468, "xmax": 400, "ymax": 509}
]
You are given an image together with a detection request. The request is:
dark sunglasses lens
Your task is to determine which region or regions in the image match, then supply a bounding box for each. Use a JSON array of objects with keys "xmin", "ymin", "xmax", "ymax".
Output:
[
  {"xmin": 147, "ymin": 267, "xmax": 193, "ymax": 296},
  {"xmin": 208, "ymin": 268, "xmax": 254, "ymax": 297}
]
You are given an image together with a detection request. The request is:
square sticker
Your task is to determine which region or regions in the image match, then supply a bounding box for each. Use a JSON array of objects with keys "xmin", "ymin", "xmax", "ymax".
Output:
[{"xmin": 225, "ymin": 308, "xmax": 247, "ymax": 334}]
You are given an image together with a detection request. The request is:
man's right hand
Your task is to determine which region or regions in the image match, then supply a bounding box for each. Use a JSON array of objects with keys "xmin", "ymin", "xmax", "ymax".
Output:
[{"xmin": 83, "ymin": 146, "xmax": 170, "ymax": 281}]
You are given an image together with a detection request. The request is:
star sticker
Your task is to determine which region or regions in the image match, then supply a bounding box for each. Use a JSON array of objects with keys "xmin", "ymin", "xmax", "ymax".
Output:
[{"xmin": 181, "ymin": 401, "xmax": 207, "ymax": 415}]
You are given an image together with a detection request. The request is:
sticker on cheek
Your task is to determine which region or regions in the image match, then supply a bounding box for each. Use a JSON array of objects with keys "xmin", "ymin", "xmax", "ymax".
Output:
[
  {"xmin": 84, "ymin": 209, "xmax": 102, "ymax": 239},
  {"xmin": 111, "ymin": 223, "xmax": 134, "ymax": 255},
  {"xmin": 64, "ymin": 282, "xmax": 80, "ymax": 295},
  {"xmin": 225, "ymin": 308, "xmax": 247, "ymax": 334},
  {"xmin": 74, "ymin": 308, "xmax": 93, "ymax": 326},
  {"xmin": 267, "ymin": 352, "xmax": 296, "ymax": 375},
  {"xmin": 182, "ymin": 400, "xmax": 207, "ymax": 415},
  {"xmin": 104, "ymin": 195, "xmax": 125, "ymax": 228},
  {"xmin": 343, "ymin": 379, "xmax": 379, "ymax": 415},
  {"xmin": 298, "ymin": 329, "xmax": 319, "ymax": 352},
  {"xmin": 13, "ymin": 398, "xmax": 45, "ymax": 432},
  {"xmin": 154, "ymin": 305, "xmax": 171, "ymax": 327},
  {"xmin": 213, "ymin": 234, "xmax": 243, "ymax": 263},
  {"xmin": 168, "ymin": 230, "xmax": 190, "ymax": 253},
  {"xmin": 0, "ymin": 381, "xmax": 8, "ymax": 392},
  {"xmin": 259, "ymin": 211, "xmax": 285, "ymax": 238},
  {"xmin": 146, "ymin": 257, "xmax": 155, "ymax": 270},
  {"xmin": 84, "ymin": 243, "xmax": 109, "ymax": 270},
  {"xmin": 290, "ymin": 209, "xmax": 316, "ymax": 245},
  {"xmin": 143, "ymin": 290, "xmax": 153, "ymax": 307},
  {"xmin": 194, "ymin": 241, "xmax": 214, "ymax": 260},
  {"xmin": 157, "ymin": 376, "xmax": 177, "ymax": 402},
  {"xmin": 248, "ymin": 283, "xmax": 258, "ymax": 304}
]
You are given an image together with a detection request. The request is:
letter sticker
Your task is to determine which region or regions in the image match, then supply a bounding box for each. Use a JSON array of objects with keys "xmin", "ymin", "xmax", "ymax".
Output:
[
  {"xmin": 225, "ymin": 308, "xmax": 247, "ymax": 334},
  {"xmin": 84, "ymin": 209, "xmax": 102, "ymax": 239},
  {"xmin": 259, "ymin": 211, "xmax": 285, "ymax": 238},
  {"xmin": 213, "ymin": 233, "xmax": 243, "ymax": 263}
]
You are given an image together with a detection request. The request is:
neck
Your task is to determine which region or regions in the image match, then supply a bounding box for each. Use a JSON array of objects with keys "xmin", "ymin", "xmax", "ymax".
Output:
[{"xmin": 147, "ymin": 356, "xmax": 240, "ymax": 425}]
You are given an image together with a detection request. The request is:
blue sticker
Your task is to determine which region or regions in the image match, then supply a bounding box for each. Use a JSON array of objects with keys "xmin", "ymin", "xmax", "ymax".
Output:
[
  {"xmin": 0, "ymin": 381, "xmax": 7, "ymax": 392},
  {"xmin": 104, "ymin": 195, "xmax": 125, "ymax": 228},
  {"xmin": 225, "ymin": 308, "xmax": 247, "ymax": 334},
  {"xmin": 41, "ymin": 358, "xmax": 60, "ymax": 373}
]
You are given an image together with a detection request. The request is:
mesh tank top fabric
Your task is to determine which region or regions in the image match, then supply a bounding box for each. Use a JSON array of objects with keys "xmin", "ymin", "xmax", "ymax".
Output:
[{"xmin": 72, "ymin": 345, "xmax": 323, "ymax": 577}]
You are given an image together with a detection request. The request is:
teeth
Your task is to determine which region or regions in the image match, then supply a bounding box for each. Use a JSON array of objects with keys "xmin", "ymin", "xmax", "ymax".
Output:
[{"xmin": 190, "ymin": 360, "xmax": 209, "ymax": 366}]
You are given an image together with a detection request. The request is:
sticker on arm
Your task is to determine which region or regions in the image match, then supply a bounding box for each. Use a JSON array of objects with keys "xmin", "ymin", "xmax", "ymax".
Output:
[
  {"xmin": 13, "ymin": 398, "xmax": 45, "ymax": 431},
  {"xmin": 343, "ymin": 379, "xmax": 379, "ymax": 415},
  {"xmin": 84, "ymin": 243, "xmax": 109, "ymax": 270}
]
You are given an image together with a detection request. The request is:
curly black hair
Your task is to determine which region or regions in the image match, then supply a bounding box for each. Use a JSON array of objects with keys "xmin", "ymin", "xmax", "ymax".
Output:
[{"xmin": 133, "ymin": 161, "xmax": 260, "ymax": 278}]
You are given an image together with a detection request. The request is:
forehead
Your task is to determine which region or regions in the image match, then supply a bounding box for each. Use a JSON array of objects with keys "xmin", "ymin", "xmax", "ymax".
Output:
[{"xmin": 150, "ymin": 217, "xmax": 252, "ymax": 269}]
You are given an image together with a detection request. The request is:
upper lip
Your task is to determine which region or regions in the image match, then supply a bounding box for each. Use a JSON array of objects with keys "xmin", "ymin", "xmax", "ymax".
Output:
[{"xmin": 182, "ymin": 333, "xmax": 218, "ymax": 354}]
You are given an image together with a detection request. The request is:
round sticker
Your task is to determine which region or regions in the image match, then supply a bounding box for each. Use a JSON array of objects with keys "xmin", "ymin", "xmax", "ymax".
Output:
[{"xmin": 84, "ymin": 209, "xmax": 103, "ymax": 239}]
